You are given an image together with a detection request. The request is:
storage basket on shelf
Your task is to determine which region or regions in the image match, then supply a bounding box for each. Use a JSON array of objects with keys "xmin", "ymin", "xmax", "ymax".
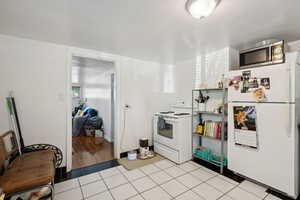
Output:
[
  {"xmin": 194, "ymin": 147, "xmax": 210, "ymax": 161},
  {"xmin": 209, "ymin": 152, "xmax": 228, "ymax": 166},
  {"xmin": 194, "ymin": 147, "xmax": 227, "ymax": 167}
]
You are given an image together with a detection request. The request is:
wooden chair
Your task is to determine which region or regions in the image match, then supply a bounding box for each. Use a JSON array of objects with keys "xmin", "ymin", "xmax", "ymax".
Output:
[{"xmin": 0, "ymin": 131, "xmax": 56, "ymax": 199}]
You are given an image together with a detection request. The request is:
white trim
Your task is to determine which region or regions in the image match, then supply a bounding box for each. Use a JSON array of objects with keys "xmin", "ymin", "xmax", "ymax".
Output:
[
  {"xmin": 288, "ymin": 40, "xmax": 300, "ymax": 52},
  {"xmin": 66, "ymin": 47, "xmax": 121, "ymax": 172}
]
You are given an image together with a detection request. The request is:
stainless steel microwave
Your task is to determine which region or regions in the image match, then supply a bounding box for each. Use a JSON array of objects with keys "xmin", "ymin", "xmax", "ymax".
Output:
[{"xmin": 239, "ymin": 40, "xmax": 285, "ymax": 69}]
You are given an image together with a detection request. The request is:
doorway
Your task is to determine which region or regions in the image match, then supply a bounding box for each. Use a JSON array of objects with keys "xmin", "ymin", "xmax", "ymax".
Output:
[{"xmin": 70, "ymin": 55, "xmax": 116, "ymax": 170}]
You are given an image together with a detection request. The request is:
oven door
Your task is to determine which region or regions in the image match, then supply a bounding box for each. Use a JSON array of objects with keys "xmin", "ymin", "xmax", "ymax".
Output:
[
  {"xmin": 153, "ymin": 116, "xmax": 179, "ymax": 149},
  {"xmin": 240, "ymin": 47, "xmax": 271, "ymax": 68}
]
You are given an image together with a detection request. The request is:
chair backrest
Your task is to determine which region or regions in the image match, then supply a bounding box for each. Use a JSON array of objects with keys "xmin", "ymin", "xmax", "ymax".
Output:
[
  {"xmin": 0, "ymin": 131, "xmax": 19, "ymax": 161},
  {"xmin": 0, "ymin": 138, "xmax": 6, "ymax": 174}
]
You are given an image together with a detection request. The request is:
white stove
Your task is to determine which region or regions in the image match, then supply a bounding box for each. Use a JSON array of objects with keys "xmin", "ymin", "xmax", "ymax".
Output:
[{"xmin": 153, "ymin": 111, "xmax": 192, "ymax": 164}]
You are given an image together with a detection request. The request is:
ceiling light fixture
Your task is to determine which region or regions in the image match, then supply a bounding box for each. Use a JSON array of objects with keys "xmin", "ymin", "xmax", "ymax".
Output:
[{"xmin": 186, "ymin": 0, "xmax": 221, "ymax": 19}]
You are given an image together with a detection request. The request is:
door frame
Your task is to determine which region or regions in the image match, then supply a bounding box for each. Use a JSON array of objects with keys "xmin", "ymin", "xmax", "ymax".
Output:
[
  {"xmin": 110, "ymin": 73, "xmax": 116, "ymax": 143},
  {"xmin": 66, "ymin": 47, "xmax": 121, "ymax": 172}
]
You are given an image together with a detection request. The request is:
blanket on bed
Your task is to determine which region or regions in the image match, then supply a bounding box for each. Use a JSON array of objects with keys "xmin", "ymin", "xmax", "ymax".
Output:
[{"xmin": 72, "ymin": 109, "xmax": 103, "ymax": 136}]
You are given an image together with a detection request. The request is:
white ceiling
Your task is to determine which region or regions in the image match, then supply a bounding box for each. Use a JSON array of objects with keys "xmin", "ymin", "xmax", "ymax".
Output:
[{"xmin": 0, "ymin": 0, "xmax": 300, "ymax": 64}]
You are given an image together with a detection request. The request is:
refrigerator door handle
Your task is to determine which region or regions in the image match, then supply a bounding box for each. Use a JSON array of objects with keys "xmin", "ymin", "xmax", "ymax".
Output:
[
  {"xmin": 287, "ymin": 66, "xmax": 292, "ymax": 102},
  {"xmin": 286, "ymin": 66, "xmax": 292, "ymax": 138},
  {"xmin": 287, "ymin": 104, "xmax": 292, "ymax": 138}
]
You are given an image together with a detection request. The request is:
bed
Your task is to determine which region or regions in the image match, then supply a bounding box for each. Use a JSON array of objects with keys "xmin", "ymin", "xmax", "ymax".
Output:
[{"xmin": 72, "ymin": 108, "xmax": 103, "ymax": 137}]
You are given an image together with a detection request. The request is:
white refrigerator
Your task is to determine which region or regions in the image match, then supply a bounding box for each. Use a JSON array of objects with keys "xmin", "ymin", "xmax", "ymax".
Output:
[{"xmin": 227, "ymin": 52, "xmax": 300, "ymax": 198}]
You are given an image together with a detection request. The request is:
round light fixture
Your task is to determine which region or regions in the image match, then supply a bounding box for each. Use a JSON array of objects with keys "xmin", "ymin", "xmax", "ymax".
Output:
[{"xmin": 186, "ymin": 0, "xmax": 220, "ymax": 19}]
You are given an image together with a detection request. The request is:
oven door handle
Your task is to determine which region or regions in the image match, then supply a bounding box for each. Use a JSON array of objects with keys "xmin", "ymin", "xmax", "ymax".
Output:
[{"xmin": 164, "ymin": 119, "xmax": 178, "ymax": 123}]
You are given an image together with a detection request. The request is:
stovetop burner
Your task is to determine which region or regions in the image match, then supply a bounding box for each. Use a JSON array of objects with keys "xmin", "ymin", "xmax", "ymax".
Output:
[
  {"xmin": 174, "ymin": 113, "xmax": 190, "ymax": 116},
  {"xmin": 160, "ymin": 111, "xmax": 175, "ymax": 114}
]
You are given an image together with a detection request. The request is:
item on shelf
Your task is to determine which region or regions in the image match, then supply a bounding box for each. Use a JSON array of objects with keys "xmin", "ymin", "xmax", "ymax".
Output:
[
  {"xmin": 206, "ymin": 98, "xmax": 222, "ymax": 113},
  {"xmin": 213, "ymin": 104, "xmax": 223, "ymax": 114},
  {"xmin": 194, "ymin": 148, "xmax": 228, "ymax": 167},
  {"xmin": 210, "ymin": 152, "xmax": 228, "ymax": 166},
  {"xmin": 195, "ymin": 91, "xmax": 209, "ymax": 103},
  {"xmin": 218, "ymin": 81, "xmax": 224, "ymax": 89},
  {"xmin": 203, "ymin": 121, "xmax": 222, "ymax": 139},
  {"xmin": 216, "ymin": 105, "xmax": 223, "ymax": 114},
  {"xmin": 196, "ymin": 115, "xmax": 204, "ymax": 135},
  {"xmin": 194, "ymin": 147, "xmax": 210, "ymax": 161}
]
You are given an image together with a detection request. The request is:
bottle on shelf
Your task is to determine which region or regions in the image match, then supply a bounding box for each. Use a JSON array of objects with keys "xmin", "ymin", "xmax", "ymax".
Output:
[{"xmin": 196, "ymin": 114, "xmax": 204, "ymax": 135}]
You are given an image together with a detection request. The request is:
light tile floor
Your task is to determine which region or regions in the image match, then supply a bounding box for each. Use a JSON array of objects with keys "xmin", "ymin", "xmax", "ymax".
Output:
[{"xmin": 54, "ymin": 159, "xmax": 284, "ymax": 200}]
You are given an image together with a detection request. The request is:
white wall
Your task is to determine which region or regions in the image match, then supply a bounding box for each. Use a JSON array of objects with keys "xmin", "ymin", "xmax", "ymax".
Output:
[
  {"xmin": 0, "ymin": 35, "xmax": 68, "ymax": 166},
  {"xmin": 118, "ymin": 59, "xmax": 167, "ymax": 152},
  {"xmin": 0, "ymin": 33, "xmax": 241, "ymax": 169},
  {"xmin": 113, "ymin": 58, "xmax": 196, "ymax": 152},
  {"xmin": 0, "ymin": 34, "xmax": 197, "ymax": 168},
  {"xmin": 172, "ymin": 59, "xmax": 196, "ymax": 106}
]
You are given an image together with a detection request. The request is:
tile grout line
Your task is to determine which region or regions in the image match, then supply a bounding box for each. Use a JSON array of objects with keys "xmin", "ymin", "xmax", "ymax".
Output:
[
  {"xmin": 143, "ymin": 162, "xmax": 217, "ymax": 199},
  {"xmin": 156, "ymin": 162, "xmax": 248, "ymax": 200},
  {"xmin": 204, "ymin": 174, "xmax": 237, "ymax": 194},
  {"xmin": 77, "ymin": 178, "xmax": 85, "ymax": 200},
  {"xmin": 128, "ymin": 162, "xmax": 178, "ymax": 199},
  {"xmin": 79, "ymin": 169, "xmax": 124, "ymax": 200},
  {"xmin": 56, "ymin": 162, "xmax": 212, "ymax": 200},
  {"xmin": 81, "ymin": 173, "xmax": 109, "ymax": 199},
  {"xmin": 159, "ymin": 164, "xmax": 189, "ymax": 199},
  {"xmin": 98, "ymin": 171, "xmax": 117, "ymax": 200},
  {"xmin": 188, "ymin": 164, "xmax": 270, "ymax": 200},
  {"xmin": 180, "ymin": 169, "xmax": 221, "ymax": 199},
  {"xmin": 149, "ymin": 163, "xmax": 182, "ymax": 200},
  {"xmin": 238, "ymin": 184, "xmax": 268, "ymax": 199},
  {"xmin": 119, "ymin": 161, "xmax": 178, "ymax": 199},
  {"xmin": 74, "ymin": 161, "xmax": 219, "ymax": 200},
  {"xmin": 216, "ymin": 184, "xmax": 239, "ymax": 200},
  {"xmin": 54, "ymin": 181, "xmax": 80, "ymax": 195},
  {"xmin": 56, "ymin": 160, "xmax": 275, "ymax": 200},
  {"xmin": 55, "ymin": 172, "xmax": 104, "ymax": 196},
  {"xmin": 214, "ymin": 179, "xmax": 267, "ymax": 200},
  {"xmin": 56, "ymin": 161, "xmax": 196, "ymax": 199},
  {"xmin": 121, "ymin": 169, "xmax": 147, "ymax": 200}
]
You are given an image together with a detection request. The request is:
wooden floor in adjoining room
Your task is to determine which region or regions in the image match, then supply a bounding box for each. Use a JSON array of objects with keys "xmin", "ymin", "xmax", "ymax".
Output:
[{"xmin": 72, "ymin": 136, "xmax": 114, "ymax": 170}]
